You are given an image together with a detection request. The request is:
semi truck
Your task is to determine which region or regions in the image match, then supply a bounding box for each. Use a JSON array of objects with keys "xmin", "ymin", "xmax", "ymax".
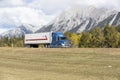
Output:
[{"xmin": 24, "ymin": 32, "xmax": 70, "ymax": 48}]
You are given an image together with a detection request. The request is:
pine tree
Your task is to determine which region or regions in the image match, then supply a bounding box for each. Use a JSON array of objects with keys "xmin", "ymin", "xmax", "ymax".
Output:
[
  {"xmin": 79, "ymin": 32, "xmax": 92, "ymax": 48},
  {"xmin": 90, "ymin": 27, "xmax": 104, "ymax": 47},
  {"xmin": 103, "ymin": 26, "xmax": 119, "ymax": 47}
]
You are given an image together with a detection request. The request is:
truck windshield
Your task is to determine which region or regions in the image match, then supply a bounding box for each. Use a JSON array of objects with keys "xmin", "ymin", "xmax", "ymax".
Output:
[{"xmin": 59, "ymin": 37, "xmax": 67, "ymax": 41}]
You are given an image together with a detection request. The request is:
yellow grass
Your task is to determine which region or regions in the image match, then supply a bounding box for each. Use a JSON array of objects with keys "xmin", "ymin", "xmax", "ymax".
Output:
[{"xmin": 0, "ymin": 48, "xmax": 120, "ymax": 80}]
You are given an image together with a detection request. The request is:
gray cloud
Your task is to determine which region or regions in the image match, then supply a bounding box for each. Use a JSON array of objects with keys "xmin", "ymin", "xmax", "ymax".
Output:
[
  {"xmin": 29, "ymin": 0, "xmax": 120, "ymax": 14},
  {"xmin": 0, "ymin": 0, "xmax": 120, "ymax": 14}
]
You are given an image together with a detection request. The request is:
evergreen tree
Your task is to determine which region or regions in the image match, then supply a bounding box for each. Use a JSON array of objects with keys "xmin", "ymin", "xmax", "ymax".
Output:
[
  {"xmin": 79, "ymin": 32, "xmax": 92, "ymax": 48},
  {"xmin": 103, "ymin": 26, "xmax": 119, "ymax": 47},
  {"xmin": 90, "ymin": 27, "xmax": 104, "ymax": 47}
]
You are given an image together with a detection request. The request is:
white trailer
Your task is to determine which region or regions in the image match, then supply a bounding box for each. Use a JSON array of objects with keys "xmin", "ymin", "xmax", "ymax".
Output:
[{"xmin": 25, "ymin": 32, "xmax": 52, "ymax": 47}]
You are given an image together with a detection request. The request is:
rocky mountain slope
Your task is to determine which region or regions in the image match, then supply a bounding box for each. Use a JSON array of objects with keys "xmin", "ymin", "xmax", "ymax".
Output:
[
  {"xmin": 1, "ymin": 24, "xmax": 34, "ymax": 38},
  {"xmin": 37, "ymin": 7, "xmax": 120, "ymax": 33}
]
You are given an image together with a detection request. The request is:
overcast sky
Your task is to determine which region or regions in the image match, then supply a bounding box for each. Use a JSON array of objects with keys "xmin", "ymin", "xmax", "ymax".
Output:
[
  {"xmin": 0, "ymin": 0, "xmax": 120, "ymax": 33},
  {"xmin": 0, "ymin": 0, "xmax": 120, "ymax": 14}
]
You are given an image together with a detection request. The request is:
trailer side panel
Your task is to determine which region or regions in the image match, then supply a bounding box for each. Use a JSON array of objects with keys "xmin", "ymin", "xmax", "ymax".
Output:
[{"xmin": 25, "ymin": 32, "xmax": 52, "ymax": 44}]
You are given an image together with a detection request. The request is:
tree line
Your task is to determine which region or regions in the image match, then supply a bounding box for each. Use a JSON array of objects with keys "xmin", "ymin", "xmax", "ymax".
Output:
[
  {"xmin": 0, "ymin": 36, "xmax": 24, "ymax": 47},
  {"xmin": 0, "ymin": 25, "xmax": 120, "ymax": 48},
  {"xmin": 65, "ymin": 26, "xmax": 120, "ymax": 48}
]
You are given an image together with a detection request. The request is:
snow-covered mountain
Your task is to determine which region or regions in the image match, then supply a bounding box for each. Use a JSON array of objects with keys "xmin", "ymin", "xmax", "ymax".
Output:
[
  {"xmin": 37, "ymin": 7, "xmax": 120, "ymax": 33},
  {"xmin": 0, "ymin": 7, "xmax": 55, "ymax": 37},
  {"xmin": 1, "ymin": 24, "xmax": 34, "ymax": 38},
  {"xmin": 1, "ymin": 6, "xmax": 120, "ymax": 38}
]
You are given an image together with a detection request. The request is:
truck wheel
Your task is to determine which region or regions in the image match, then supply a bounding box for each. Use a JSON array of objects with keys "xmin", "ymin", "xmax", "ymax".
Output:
[{"xmin": 58, "ymin": 45, "xmax": 62, "ymax": 48}]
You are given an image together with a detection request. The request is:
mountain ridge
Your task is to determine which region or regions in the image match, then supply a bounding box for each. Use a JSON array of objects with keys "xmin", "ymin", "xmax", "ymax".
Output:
[
  {"xmin": 0, "ymin": 24, "xmax": 34, "ymax": 38},
  {"xmin": 37, "ymin": 7, "xmax": 120, "ymax": 33},
  {"xmin": 1, "ymin": 7, "xmax": 120, "ymax": 38}
]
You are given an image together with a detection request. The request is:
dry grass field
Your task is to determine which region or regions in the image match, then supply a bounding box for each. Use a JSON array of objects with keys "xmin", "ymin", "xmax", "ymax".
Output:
[{"xmin": 0, "ymin": 48, "xmax": 120, "ymax": 80}]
